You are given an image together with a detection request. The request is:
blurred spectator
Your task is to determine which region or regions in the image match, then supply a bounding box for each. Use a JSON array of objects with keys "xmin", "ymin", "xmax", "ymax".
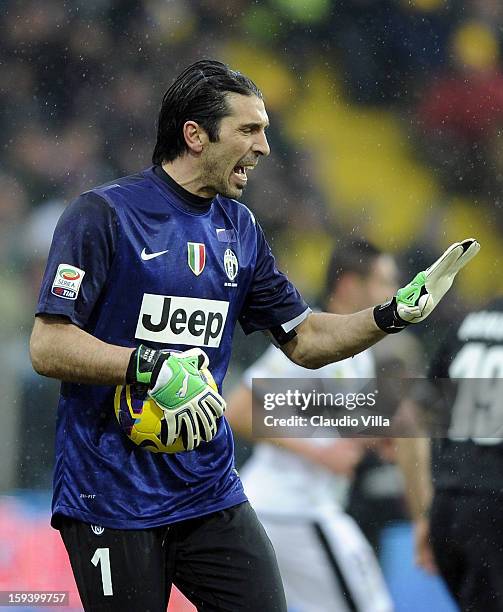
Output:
[
  {"xmin": 416, "ymin": 19, "xmax": 503, "ymax": 196},
  {"xmin": 329, "ymin": 0, "xmax": 455, "ymax": 105}
]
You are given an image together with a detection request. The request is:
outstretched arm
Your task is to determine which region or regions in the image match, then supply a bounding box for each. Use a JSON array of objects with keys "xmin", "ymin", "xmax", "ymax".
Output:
[
  {"xmin": 282, "ymin": 309, "xmax": 384, "ymax": 369},
  {"xmin": 283, "ymin": 239, "xmax": 479, "ymax": 369}
]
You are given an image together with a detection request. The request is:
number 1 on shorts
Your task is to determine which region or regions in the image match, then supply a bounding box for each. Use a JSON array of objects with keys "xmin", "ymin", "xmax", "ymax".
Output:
[{"xmin": 91, "ymin": 548, "xmax": 114, "ymax": 596}]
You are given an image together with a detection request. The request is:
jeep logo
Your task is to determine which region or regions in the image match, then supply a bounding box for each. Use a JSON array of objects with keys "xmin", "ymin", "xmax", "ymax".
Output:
[{"xmin": 135, "ymin": 294, "xmax": 229, "ymax": 348}]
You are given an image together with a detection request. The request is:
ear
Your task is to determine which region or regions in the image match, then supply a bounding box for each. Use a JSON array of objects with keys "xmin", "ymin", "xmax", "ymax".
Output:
[{"xmin": 182, "ymin": 121, "xmax": 208, "ymax": 154}]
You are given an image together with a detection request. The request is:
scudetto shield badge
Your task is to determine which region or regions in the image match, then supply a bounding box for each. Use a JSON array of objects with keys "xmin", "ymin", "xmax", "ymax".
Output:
[
  {"xmin": 224, "ymin": 248, "xmax": 238, "ymax": 281},
  {"xmin": 187, "ymin": 242, "xmax": 206, "ymax": 276}
]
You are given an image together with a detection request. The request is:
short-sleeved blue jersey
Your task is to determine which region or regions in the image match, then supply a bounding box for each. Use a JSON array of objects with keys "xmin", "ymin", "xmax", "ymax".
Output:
[{"xmin": 36, "ymin": 166, "xmax": 310, "ymax": 529}]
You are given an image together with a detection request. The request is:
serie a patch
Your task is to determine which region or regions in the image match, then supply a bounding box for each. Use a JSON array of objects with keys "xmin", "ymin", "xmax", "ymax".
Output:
[{"xmin": 51, "ymin": 263, "xmax": 85, "ymax": 300}]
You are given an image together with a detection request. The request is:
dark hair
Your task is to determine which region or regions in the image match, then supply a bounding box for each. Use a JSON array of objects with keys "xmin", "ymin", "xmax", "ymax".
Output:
[
  {"xmin": 152, "ymin": 60, "xmax": 262, "ymax": 164},
  {"xmin": 324, "ymin": 238, "xmax": 382, "ymax": 304}
]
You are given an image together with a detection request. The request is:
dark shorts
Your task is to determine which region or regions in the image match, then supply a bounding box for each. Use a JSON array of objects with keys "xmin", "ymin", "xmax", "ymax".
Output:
[
  {"xmin": 430, "ymin": 490, "xmax": 503, "ymax": 612},
  {"xmin": 59, "ymin": 502, "xmax": 287, "ymax": 612}
]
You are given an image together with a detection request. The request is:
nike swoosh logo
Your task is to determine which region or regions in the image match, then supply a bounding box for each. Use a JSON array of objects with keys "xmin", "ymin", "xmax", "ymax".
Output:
[{"xmin": 141, "ymin": 248, "xmax": 169, "ymax": 261}]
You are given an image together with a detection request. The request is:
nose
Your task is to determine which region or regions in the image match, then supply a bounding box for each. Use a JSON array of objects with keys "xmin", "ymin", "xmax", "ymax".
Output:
[{"xmin": 253, "ymin": 130, "xmax": 270, "ymax": 157}]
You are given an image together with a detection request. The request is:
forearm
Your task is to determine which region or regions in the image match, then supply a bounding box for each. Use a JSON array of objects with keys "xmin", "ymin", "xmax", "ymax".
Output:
[
  {"xmin": 284, "ymin": 310, "xmax": 386, "ymax": 369},
  {"xmin": 395, "ymin": 436, "xmax": 432, "ymax": 521},
  {"xmin": 30, "ymin": 316, "xmax": 134, "ymax": 385},
  {"xmin": 227, "ymin": 385, "xmax": 323, "ymax": 456},
  {"xmin": 226, "ymin": 384, "xmax": 360, "ymax": 473},
  {"xmin": 226, "ymin": 384, "xmax": 254, "ymax": 439}
]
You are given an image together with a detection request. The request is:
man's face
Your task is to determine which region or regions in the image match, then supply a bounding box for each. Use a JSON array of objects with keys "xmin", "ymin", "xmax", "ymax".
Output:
[
  {"xmin": 199, "ymin": 93, "xmax": 270, "ymax": 199},
  {"xmin": 361, "ymin": 254, "xmax": 399, "ymax": 308}
]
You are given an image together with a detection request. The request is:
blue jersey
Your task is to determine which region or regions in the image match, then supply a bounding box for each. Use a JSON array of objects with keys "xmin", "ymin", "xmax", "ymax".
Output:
[{"xmin": 36, "ymin": 166, "xmax": 310, "ymax": 529}]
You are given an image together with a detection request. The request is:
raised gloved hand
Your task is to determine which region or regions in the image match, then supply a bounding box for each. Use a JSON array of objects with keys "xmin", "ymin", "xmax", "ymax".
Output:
[
  {"xmin": 374, "ymin": 239, "xmax": 480, "ymax": 333},
  {"xmin": 126, "ymin": 345, "xmax": 226, "ymax": 450}
]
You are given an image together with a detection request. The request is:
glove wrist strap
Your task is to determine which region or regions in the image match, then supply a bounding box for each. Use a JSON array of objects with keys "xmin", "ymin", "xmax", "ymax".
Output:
[
  {"xmin": 373, "ymin": 298, "xmax": 409, "ymax": 334},
  {"xmin": 126, "ymin": 350, "xmax": 137, "ymax": 384},
  {"xmin": 126, "ymin": 345, "xmax": 166, "ymax": 385}
]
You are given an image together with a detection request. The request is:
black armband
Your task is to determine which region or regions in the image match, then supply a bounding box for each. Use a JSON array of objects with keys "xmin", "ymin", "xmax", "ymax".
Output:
[{"xmin": 269, "ymin": 324, "xmax": 298, "ymax": 346}]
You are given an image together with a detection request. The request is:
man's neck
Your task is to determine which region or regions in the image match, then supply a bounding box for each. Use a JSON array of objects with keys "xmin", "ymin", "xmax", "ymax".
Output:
[{"xmin": 162, "ymin": 160, "xmax": 216, "ymax": 198}]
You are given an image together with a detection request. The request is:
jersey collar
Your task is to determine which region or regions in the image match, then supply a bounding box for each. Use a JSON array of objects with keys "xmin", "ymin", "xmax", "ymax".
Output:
[{"xmin": 150, "ymin": 165, "xmax": 214, "ymax": 214}]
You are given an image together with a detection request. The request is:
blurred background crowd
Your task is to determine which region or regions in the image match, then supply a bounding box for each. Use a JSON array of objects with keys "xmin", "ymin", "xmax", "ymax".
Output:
[{"xmin": 1, "ymin": 0, "xmax": 502, "ymax": 608}]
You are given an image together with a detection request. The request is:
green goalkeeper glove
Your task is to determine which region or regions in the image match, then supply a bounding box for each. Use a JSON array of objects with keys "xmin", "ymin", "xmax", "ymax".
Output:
[
  {"xmin": 126, "ymin": 345, "xmax": 226, "ymax": 450},
  {"xmin": 374, "ymin": 238, "xmax": 480, "ymax": 333}
]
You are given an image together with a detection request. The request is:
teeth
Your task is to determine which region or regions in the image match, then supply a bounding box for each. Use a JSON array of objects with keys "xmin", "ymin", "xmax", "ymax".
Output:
[{"xmin": 233, "ymin": 164, "xmax": 255, "ymax": 180}]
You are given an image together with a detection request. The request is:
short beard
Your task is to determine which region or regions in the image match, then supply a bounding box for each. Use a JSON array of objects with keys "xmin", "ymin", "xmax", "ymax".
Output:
[
  {"xmin": 200, "ymin": 156, "xmax": 244, "ymax": 199},
  {"xmin": 219, "ymin": 182, "xmax": 245, "ymax": 199}
]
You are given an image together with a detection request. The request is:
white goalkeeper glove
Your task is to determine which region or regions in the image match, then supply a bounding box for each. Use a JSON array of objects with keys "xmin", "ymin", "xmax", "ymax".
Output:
[
  {"xmin": 127, "ymin": 346, "xmax": 226, "ymax": 451},
  {"xmin": 374, "ymin": 238, "xmax": 480, "ymax": 333}
]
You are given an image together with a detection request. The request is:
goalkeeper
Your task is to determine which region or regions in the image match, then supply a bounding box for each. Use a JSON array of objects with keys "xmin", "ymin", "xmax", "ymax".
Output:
[{"xmin": 30, "ymin": 59, "xmax": 479, "ymax": 612}]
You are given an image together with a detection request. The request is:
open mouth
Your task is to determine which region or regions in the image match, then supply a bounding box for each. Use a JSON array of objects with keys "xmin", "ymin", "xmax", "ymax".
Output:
[
  {"xmin": 232, "ymin": 164, "xmax": 256, "ymax": 188},
  {"xmin": 233, "ymin": 165, "xmax": 248, "ymax": 181}
]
